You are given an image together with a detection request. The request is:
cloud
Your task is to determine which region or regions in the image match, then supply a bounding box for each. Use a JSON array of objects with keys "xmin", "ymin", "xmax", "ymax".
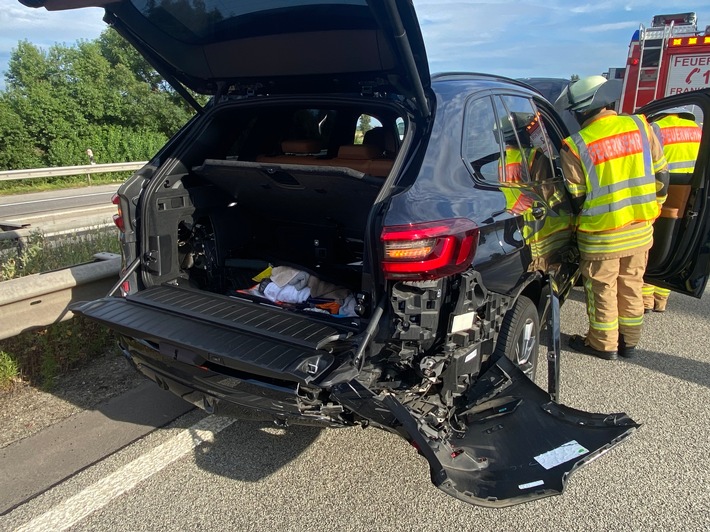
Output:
[
  {"xmin": 580, "ymin": 21, "xmax": 641, "ymax": 32},
  {"xmin": 570, "ymin": 2, "xmax": 616, "ymax": 14},
  {"xmin": 0, "ymin": 1, "xmax": 105, "ymax": 51}
]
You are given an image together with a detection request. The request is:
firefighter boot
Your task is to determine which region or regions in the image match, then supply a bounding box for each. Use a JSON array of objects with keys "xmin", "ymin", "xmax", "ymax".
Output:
[
  {"xmin": 569, "ymin": 334, "xmax": 619, "ymax": 360},
  {"xmin": 618, "ymin": 334, "xmax": 636, "ymax": 358}
]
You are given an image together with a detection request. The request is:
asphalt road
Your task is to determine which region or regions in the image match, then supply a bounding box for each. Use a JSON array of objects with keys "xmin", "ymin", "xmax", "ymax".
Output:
[
  {"xmin": 0, "ymin": 184, "xmax": 119, "ymax": 230},
  {"xmin": 1, "ymin": 286, "xmax": 709, "ymax": 531}
]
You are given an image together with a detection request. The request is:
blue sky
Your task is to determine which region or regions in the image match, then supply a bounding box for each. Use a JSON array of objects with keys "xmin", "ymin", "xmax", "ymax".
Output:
[{"xmin": 1, "ymin": 0, "xmax": 710, "ymax": 88}]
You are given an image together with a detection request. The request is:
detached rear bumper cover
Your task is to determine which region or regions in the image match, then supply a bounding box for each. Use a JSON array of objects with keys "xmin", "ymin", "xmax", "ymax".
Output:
[{"xmin": 385, "ymin": 355, "xmax": 638, "ymax": 508}]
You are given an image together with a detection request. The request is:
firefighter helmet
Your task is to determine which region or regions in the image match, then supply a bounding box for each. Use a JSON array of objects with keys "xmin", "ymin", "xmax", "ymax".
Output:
[
  {"xmin": 566, "ymin": 75, "xmax": 621, "ymax": 113},
  {"xmin": 493, "ymin": 112, "xmax": 536, "ymax": 144},
  {"xmin": 650, "ymin": 106, "xmax": 696, "ymax": 122}
]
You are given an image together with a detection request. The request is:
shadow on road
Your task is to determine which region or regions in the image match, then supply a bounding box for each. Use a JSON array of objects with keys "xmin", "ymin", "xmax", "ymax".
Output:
[
  {"xmin": 623, "ymin": 349, "xmax": 710, "ymax": 389},
  {"xmin": 560, "ymin": 332, "xmax": 710, "ymax": 389},
  {"xmin": 194, "ymin": 416, "xmax": 324, "ymax": 483}
]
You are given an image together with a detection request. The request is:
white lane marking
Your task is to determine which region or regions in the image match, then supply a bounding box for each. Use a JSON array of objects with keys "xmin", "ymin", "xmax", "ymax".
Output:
[{"xmin": 15, "ymin": 415, "xmax": 236, "ymax": 532}]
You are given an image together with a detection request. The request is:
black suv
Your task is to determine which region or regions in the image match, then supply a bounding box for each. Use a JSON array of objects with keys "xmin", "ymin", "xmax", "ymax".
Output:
[{"xmin": 23, "ymin": 0, "xmax": 710, "ymax": 508}]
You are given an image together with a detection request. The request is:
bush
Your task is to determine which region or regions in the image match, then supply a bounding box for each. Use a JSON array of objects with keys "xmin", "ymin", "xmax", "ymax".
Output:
[
  {"xmin": 0, "ymin": 350, "xmax": 20, "ymax": 391},
  {"xmin": 0, "ymin": 227, "xmax": 120, "ymax": 281}
]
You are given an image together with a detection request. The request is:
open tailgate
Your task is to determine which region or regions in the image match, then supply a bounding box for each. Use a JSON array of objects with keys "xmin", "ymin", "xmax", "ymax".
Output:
[{"xmin": 71, "ymin": 285, "xmax": 355, "ymax": 385}]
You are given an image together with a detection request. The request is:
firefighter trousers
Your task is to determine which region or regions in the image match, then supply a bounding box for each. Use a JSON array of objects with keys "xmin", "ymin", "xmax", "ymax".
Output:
[
  {"xmin": 581, "ymin": 250, "xmax": 648, "ymax": 352},
  {"xmin": 642, "ymin": 283, "xmax": 670, "ymax": 312}
]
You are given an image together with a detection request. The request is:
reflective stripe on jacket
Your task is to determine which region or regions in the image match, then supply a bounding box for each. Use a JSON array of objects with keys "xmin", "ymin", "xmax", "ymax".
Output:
[
  {"xmin": 651, "ymin": 115, "xmax": 701, "ymax": 173},
  {"xmin": 498, "ymin": 146, "xmax": 535, "ymax": 183},
  {"xmin": 563, "ymin": 114, "xmax": 661, "ymax": 235}
]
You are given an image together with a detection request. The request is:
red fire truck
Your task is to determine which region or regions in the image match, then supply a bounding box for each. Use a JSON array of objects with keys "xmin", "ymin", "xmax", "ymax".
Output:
[{"xmin": 618, "ymin": 12, "xmax": 710, "ymax": 113}]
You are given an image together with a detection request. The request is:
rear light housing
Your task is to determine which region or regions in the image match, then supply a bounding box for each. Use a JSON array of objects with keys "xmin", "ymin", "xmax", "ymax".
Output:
[
  {"xmin": 111, "ymin": 193, "xmax": 125, "ymax": 232},
  {"xmin": 119, "ymin": 280, "xmax": 131, "ymax": 297},
  {"xmin": 381, "ymin": 218, "xmax": 479, "ymax": 281}
]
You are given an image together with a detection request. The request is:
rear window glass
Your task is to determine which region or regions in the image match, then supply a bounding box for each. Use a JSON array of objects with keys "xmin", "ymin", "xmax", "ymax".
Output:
[
  {"xmin": 130, "ymin": 0, "xmax": 370, "ymax": 42},
  {"xmin": 226, "ymin": 108, "xmax": 338, "ymax": 159}
]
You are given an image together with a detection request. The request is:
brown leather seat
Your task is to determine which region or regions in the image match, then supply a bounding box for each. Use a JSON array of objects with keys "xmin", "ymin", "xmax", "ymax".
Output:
[
  {"xmin": 256, "ymin": 139, "xmax": 322, "ymax": 164},
  {"xmin": 332, "ymin": 144, "xmax": 394, "ymax": 176},
  {"xmin": 362, "ymin": 126, "xmax": 397, "ymax": 176},
  {"xmin": 256, "ymin": 137, "xmax": 394, "ymax": 177}
]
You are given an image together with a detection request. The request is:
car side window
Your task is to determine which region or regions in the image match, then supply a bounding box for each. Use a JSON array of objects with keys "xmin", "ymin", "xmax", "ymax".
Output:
[
  {"xmin": 496, "ymin": 95, "xmax": 556, "ymax": 183},
  {"xmin": 463, "ymin": 96, "xmax": 504, "ymax": 183},
  {"xmin": 356, "ymin": 114, "xmax": 383, "ymax": 144}
]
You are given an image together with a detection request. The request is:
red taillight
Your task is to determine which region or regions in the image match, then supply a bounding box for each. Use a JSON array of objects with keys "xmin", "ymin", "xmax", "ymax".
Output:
[
  {"xmin": 111, "ymin": 193, "xmax": 125, "ymax": 232},
  {"xmin": 120, "ymin": 280, "xmax": 130, "ymax": 297},
  {"xmin": 381, "ymin": 218, "xmax": 479, "ymax": 281}
]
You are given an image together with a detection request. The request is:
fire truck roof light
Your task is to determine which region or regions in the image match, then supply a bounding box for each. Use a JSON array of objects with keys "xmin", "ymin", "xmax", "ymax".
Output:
[
  {"xmin": 652, "ymin": 12, "xmax": 696, "ymax": 28},
  {"xmin": 689, "ymin": 37, "xmax": 698, "ymax": 45},
  {"xmin": 672, "ymin": 38, "xmax": 682, "ymax": 46}
]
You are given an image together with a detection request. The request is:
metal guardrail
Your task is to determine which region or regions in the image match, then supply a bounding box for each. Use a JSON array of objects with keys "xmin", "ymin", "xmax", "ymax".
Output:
[
  {"xmin": 0, "ymin": 253, "xmax": 120, "ymax": 341},
  {"xmin": 0, "ymin": 162, "xmax": 147, "ymax": 182},
  {"xmin": 0, "ymin": 219, "xmax": 115, "ymax": 243},
  {"xmin": 0, "ymin": 163, "xmax": 138, "ymax": 340}
]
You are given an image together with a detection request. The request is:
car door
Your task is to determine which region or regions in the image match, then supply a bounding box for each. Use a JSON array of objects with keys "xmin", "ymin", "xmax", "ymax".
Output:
[
  {"xmin": 463, "ymin": 92, "xmax": 576, "ymax": 295},
  {"xmin": 638, "ymin": 89, "xmax": 710, "ymax": 297}
]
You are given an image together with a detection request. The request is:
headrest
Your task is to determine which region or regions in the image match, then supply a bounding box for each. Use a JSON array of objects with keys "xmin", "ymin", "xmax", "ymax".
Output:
[
  {"xmin": 337, "ymin": 144, "xmax": 382, "ymax": 160},
  {"xmin": 363, "ymin": 126, "xmax": 398, "ymax": 154},
  {"xmin": 281, "ymin": 139, "xmax": 322, "ymax": 154}
]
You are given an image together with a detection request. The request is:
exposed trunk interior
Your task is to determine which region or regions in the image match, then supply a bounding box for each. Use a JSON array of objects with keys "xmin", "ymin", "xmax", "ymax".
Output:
[
  {"xmin": 144, "ymin": 161, "xmax": 380, "ymax": 303},
  {"xmin": 137, "ymin": 101, "xmax": 405, "ymax": 320}
]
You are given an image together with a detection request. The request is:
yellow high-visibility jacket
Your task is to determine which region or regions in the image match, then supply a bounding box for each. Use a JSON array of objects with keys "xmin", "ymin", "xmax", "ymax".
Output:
[
  {"xmin": 651, "ymin": 115, "xmax": 701, "ymax": 173},
  {"xmin": 562, "ymin": 112, "xmax": 668, "ymax": 258}
]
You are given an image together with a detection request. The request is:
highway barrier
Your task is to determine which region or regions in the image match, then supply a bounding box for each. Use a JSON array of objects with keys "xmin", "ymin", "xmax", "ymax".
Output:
[
  {"xmin": 0, "ymin": 253, "xmax": 120, "ymax": 341},
  {"xmin": 0, "ymin": 161, "xmax": 147, "ymax": 182}
]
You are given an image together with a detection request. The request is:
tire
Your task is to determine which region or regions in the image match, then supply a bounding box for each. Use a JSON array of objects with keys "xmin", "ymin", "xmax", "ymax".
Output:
[{"xmin": 494, "ymin": 295, "xmax": 540, "ymax": 379}]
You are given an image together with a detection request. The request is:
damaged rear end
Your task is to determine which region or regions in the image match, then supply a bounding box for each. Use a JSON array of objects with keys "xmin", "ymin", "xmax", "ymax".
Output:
[
  {"xmin": 334, "ymin": 284, "xmax": 638, "ymax": 507},
  {"xmin": 74, "ymin": 255, "xmax": 638, "ymax": 508}
]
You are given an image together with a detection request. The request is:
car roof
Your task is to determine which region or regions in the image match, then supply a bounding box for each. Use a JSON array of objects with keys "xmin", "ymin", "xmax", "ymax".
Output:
[
  {"xmin": 516, "ymin": 77, "xmax": 571, "ymax": 103},
  {"xmin": 432, "ymin": 72, "xmax": 542, "ymax": 94}
]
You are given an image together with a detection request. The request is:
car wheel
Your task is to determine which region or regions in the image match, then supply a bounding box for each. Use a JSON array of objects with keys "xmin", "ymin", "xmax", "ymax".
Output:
[{"xmin": 494, "ymin": 295, "xmax": 539, "ymax": 379}]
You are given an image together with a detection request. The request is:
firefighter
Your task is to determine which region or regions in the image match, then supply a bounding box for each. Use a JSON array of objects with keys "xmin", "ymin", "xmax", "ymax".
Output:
[
  {"xmin": 496, "ymin": 112, "xmax": 552, "ymax": 185},
  {"xmin": 496, "ymin": 113, "xmax": 571, "ymax": 270},
  {"xmin": 560, "ymin": 75, "xmax": 669, "ymax": 360},
  {"xmin": 642, "ymin": 107, "xmax": 702, "ymax": 313}
]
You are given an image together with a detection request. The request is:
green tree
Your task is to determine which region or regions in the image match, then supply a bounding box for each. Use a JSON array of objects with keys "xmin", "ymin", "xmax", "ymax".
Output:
[
  {"xmin": 0, "ymin": 29, "xmax": 203, "ymax": 171},
  {"xmin": 358, "ymin": 114, "xmax": 372, "ymax": 133}
]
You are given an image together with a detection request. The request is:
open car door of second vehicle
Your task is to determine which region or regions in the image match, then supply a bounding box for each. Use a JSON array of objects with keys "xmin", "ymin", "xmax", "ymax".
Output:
[{"xmin": 639, "ymin": 89, "xmax": 710, "ymax": 297}]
